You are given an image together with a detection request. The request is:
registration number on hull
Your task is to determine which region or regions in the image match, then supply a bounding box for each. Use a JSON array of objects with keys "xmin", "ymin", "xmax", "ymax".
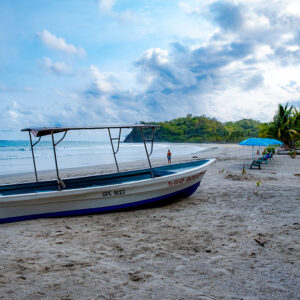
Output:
[{"xmin": 102, "ymin": 188, "xmax": 125, "ymax": 197}]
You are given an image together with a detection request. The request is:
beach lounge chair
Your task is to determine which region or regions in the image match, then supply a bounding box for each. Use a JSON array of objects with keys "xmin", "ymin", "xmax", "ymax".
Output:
[
  {"xmin": 260, "ymin": 152, "xmax": 272, "ymax": 164},
  {"xmin": 250, "ymin": 159, "xmax": 263, "ymax": 169}
]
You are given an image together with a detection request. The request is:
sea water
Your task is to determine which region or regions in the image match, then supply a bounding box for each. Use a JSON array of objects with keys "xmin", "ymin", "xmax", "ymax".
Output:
[{"xmin": 0, "ymin": 140, "xmax": 204, "ymax": 176}]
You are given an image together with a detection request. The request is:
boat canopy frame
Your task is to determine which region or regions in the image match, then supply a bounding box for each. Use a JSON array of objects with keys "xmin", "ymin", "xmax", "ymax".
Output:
[{"xmin": 21, "ymin": 125, "xmax": 158, "ymax": 189}]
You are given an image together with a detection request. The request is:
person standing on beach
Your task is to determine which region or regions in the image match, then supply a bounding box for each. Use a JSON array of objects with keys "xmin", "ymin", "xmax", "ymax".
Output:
[{"xmin": 167, "ymin": 149, "xmax": 172, "ymax": 164}]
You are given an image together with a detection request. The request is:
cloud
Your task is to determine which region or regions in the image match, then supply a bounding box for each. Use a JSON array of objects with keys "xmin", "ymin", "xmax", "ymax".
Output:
[
  {"xmin": 244, "ymin": 74, "xmax": 264, "ymax": 90},
  {"xmin": 41, "ymin": 57, "xmax": 73, "ymax": 76},
  {"xmin": 98, "ymin": 0, "xmax": 136, "ymax": 23},
  {"xmin": 210, "ymin": 1, "xmax": 244, "ymax": 31},
  {"xmin": 79, "ymin": 0, "xmax": 300, "ymax": 125},
  {"xmin": 135, "ymin": 47, "xmax": 197, "ymax": 93},
  {"xmin": 4, "ymin": 0, "xmax": 300, "ymax": 133},
  {"xmin": 178, "ymin": 2, "xmax": 197, "ymax": 14},
  {"xmin": 126, "ymin": 0, "xmax": 300, "ymax": 122},
  {"xmin": 38, "ymin": 30, "xmax": 86, "ymax": 56},
  {"xmin": 137, "ymin": 48, "xmax": 169, "ymax": 67},
  {"xmin": 1, "ymin": 101, "xmax": 38, "ymax": 129},
  {"xmin": 84, "ymin": 64, "xmax": 118, "ymax": 96},
  {"xmin": 132, "ymin": 41, "xmax": 269, "ymax": 121},
  {"xmin": 98, "ymin": 0, "xmax": 117, "ymax": 12},
  {"xmin": 284, "ymin": 1, "xmax": 300, "ymax": 17},
  {"xmin": 80, "ymin": 65, "xmax": 151, "ymax": 124}
]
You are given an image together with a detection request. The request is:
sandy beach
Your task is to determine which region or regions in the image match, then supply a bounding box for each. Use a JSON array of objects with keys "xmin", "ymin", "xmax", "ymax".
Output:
[{"xmin": 0, "ymin": 143, "xmax": 299, "ymax": 299}]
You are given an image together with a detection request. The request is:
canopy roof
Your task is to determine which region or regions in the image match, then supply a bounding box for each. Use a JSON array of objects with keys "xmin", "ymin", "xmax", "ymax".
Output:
[{"xmin": 21, "ymin": 125, "xmax": 159, "ymax": 137}]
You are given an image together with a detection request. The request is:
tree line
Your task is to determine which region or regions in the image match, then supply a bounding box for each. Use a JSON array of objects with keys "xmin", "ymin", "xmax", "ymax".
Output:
[
  {"xmin": 124, "ymin": 115, "xmax": 261, "ymax": 143},
  {"xmin": 124, "ymin": 104, "xmax": 299, "ymax": 147}
]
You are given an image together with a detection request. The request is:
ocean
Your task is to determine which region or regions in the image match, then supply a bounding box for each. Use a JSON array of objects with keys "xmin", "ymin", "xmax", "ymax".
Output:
[{"xmin": 0, "ymin": 140, "xmax": 204, "ymax": 176}]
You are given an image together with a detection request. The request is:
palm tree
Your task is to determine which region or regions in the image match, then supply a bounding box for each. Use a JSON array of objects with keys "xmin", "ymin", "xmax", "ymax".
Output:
[
  {"xmin": 289, "ymin": 108, "xmax": 300, "ymax": 148},
  {"xmin": 272, "ymin": 104, "xmax": 299, "ymax": 148},
  {"xmin": 259, "ymin": 103, "xmax": 299, "ymax": 148},
  {"xmin": 258, "ymin": 122, "xmax": 275, "ymax": 138}
]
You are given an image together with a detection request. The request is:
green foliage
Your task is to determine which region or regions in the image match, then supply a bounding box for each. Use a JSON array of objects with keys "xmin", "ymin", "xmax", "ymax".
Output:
[
  {"xmin": 259, "ymin": 103, "xmax": 300, "ymax": 148},
  {"xmin": 124, "ymin": 115, "xmax": 261, "ymax": 143},
  {"xmin": 266, "ymin": 146, "xmax": 275, "ymax": 154},
  {"xmin": 289, "ymin": 149, "xmax": 297, "ymax": 158}
]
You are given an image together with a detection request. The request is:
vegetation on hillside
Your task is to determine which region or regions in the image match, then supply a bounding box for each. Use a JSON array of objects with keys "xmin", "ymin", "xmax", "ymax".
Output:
[
  {"xmin": 259, "ymin": 103, "xmax": 300, "ymax": 148},
  {"xmin": 124, "ymin": 115, "xmax": 261, "ymax": 143}
]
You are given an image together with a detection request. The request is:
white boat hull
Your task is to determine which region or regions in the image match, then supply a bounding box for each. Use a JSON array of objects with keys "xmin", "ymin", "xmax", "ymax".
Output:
[{"xmin": 0, "ymin": 159, "xmax": 215, "ymax": 223}]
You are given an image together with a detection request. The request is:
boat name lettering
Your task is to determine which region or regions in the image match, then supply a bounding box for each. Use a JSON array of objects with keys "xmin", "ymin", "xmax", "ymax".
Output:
[
  {"xmin": 168, "ymin": 171, "xmax": 205, "ymax": 187},
  {"xmin": 102, "ymin": 189, "xmax": 125, "ymax": 197},
  {"xmin": 168, "ymin": 178, "xmax": 184, "ymax": 187},
  {"xmin": 186, "ymin": 171, "xmax": 205, "ymax": 182}
]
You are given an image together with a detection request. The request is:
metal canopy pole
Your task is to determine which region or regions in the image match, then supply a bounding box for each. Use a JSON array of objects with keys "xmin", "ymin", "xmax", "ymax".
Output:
[
  {"xmin": 147, "ymin": 127, "xmax": 155, "ymax": 156},
  {"xmin": 108, "ymin": 128, "xmax": 121, "ymax": 173},
  {"xmin": 28, "ymin": 131, "xmax": 41, "ymax": 182},
  {"xmin": 139, "ymin": 127, "xmax": 154, "ymax": 178},
  {"xmin": 51, "ymin": 131, "xmax": 67, "ymax": 190}
]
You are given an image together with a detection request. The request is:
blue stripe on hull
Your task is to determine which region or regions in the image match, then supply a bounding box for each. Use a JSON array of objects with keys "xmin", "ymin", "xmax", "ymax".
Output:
[{"xmin": 0, "ymin": 182, "xmax": 201, "ymax": 224}]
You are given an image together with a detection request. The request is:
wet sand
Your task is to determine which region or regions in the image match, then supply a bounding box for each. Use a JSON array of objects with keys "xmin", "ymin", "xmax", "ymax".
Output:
[{"xmin": 0, "ymin": 144, "xmax": 299, "ymax": 299}]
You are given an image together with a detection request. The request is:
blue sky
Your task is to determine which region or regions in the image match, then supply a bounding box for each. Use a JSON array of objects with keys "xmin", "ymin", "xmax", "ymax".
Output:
[{"xmin": 1, "ymin": 0, "xmax": 300, "ymax": 139}]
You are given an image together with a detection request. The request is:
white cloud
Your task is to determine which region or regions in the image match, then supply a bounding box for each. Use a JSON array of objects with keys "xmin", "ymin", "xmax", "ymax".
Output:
[
  {"xmin": 81, "ymin": 65, "xmax": 150, "ymax": 124},
  {"xmin": 178, "ymin": 2, "xmax": 195, "ymax": 14},
  {"xmin": 254, "ymin": 45, "xmax": 274, "ymax": 61},
  {"xmin": 284, "ymin": 0, "xmax": 300, "ymax": 17},
  {"xmin": 98, "ymin": 0, "xmax": 117, "ymax": 12},
  {"xmin": 244, "ymin": 12, "xmax": 270, "ymax": 30},
  {"xmin": 89, "ymin": 64, "xmax": 115, "ymax": 93},
  {"xmin": 128, "ymin": 0, "xmax": 300, "ymax": 122},
  {"xmin": 4, "ymin": 0, "xmax": 300, "ymax": 133},
  {"xmin": 38, "ymin": 30, "xmax": 86, "ymax": 56},
  {"xmin": 98, "ymin": 0, "xmax": 136, "ymax": 24},
  {"xmin": 4, "ymin": 101, "xmax": 40, "ymax": 128},
  {"xmin": 142, "ymin": 48, "xmax": 169, "ymax": 65},
  {"xmin": 41, "ymin": 57, "xmax": 73, "ymax": 76},
  {"xmin": 136, "ymin": 47, "xmax": 197, "ymax": 92},
  {"xmin": 179, "ymin": 0, "xmax": 213, "ymax": 14},
  {"xmin": 286, "ymin": 45, "xmax": 300, "ymax": 52}
]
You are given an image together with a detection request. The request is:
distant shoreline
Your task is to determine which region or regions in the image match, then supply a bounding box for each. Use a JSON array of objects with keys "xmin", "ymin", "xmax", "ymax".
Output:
[{"xmin": 0, "ymin": 142, "xmax": 220, "ymax": 184}]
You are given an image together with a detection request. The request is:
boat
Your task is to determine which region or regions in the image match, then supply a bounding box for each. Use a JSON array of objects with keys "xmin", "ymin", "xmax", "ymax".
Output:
[{"xmin": 0, "ymin": 125, "xmax": 215, "ymax": 223}]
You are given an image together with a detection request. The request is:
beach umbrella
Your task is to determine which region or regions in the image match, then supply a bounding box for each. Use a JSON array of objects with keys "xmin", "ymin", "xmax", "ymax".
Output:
[
  {"xmin": 239, "ymin": 138, "xmax": 269, "ymax": 158},
  {"xmin": 263, "ymin": 138, "xmax": 283, "ymax": 146},
  {"xmin": 239, "ymin": 138, "xmax": 269, "ymax": 146}
]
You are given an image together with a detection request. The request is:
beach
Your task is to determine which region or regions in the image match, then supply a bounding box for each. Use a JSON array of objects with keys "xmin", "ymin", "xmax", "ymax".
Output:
[{"xmin": 0, "ymin": 144, "xmax": 299, "ymax": 299}]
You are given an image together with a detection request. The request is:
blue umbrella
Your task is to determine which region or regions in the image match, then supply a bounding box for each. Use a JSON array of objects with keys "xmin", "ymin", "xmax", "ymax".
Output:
[
  {"xmin": 239, "ymin": 138, "xmax": 269, "ymax": 146},
  {"xmin": 263, "ymin": 138, "xmax": 283, "ymax": 145},
  {"xmin": 239, "ymin": 138, "xmax": 269, "ymax": 159}
]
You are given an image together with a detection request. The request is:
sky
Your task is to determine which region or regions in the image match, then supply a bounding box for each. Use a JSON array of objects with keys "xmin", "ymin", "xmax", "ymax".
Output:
[{"xmin": 1, "ymin": 0, "xmax": 300, "ymax": 139}]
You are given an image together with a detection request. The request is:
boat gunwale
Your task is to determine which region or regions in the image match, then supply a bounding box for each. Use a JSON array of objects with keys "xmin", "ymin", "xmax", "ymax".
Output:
[
  {"xmin": 0, "ymin": 159, "xmax": 214, "ymax": 189},
  {"xmin": 0, "ymin": 159, "xmax": 215, "ymax": 201}
]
